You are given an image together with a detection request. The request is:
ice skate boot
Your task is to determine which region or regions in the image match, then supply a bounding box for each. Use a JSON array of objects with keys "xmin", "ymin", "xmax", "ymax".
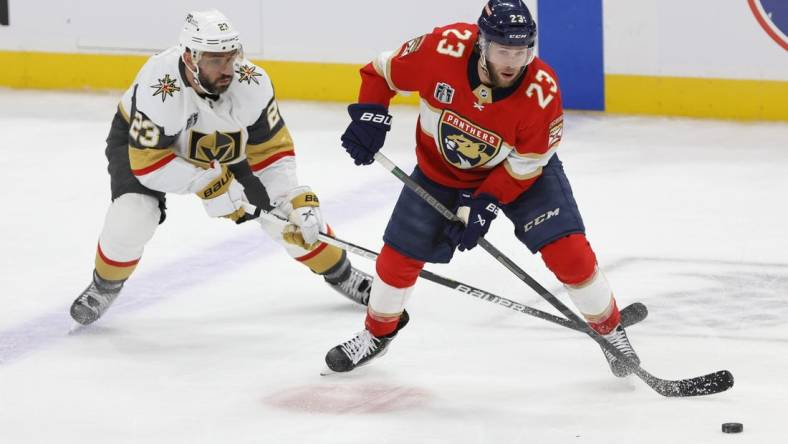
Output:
[
  {"xmin": 325, "ymin": 265, "xmax": 372, "ymax": 306},
  {"xmin": 599, "ymin": 324, "xmax": 640, "ymax": 377},
  {"xmin": 324, "ymin": 310, "xmax": 409, "ymax": 373},
  {"xmin": 70, "ymin": 270, "xmax": 125, "ymax": 325}
]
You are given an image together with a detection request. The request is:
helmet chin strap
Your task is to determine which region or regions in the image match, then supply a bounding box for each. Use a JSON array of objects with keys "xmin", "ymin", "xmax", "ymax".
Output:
[
  {"xmin": 477, "ymin": 40, "xmax": 494, "ymax": 86},
  {"xmin": 183, "ymin": 50, "xmax": 218, "ymax": 96}
]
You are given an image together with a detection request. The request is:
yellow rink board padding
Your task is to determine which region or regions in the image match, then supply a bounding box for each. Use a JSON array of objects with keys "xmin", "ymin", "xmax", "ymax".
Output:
[
  {"xmin": 0, "ymin": 50, "xmax": 418, "ymax": 105},
  {"xmin": 255, "ymin": 60, "xmax": 418, "ymax": 105},
  {"xmin": 606, "ymin": 74, "xmax": 788, "ymax": 122},
  {"xmin": 1, "ymin": 51, "xmax": 785, "ymax": 120},
  {"xmin": 0, "ymin": 51, "xmax": 146, "ymax": 90}
]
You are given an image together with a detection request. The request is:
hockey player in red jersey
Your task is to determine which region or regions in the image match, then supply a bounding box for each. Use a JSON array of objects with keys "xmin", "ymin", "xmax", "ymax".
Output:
[
  {"xmin": 325, "ymin": 0, "xmax": 640, "ymax": 376},
  {"xmin": 70, "ymin": 10, "xmax": 373, "ymax": 326}
]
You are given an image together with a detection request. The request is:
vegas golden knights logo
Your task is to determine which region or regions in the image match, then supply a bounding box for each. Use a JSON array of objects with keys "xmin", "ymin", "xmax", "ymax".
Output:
[
  {"xmin": 438, "ymin": 110, "xmax": 502, "ymax": 169},
  {"xmin": 188, "ymin": 130, "xmax": 242, "ymax": 164}
]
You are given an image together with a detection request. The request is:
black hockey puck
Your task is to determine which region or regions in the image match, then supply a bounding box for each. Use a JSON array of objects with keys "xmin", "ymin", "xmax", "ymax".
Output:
[{"xmin": 722, "ymin": 422, "xmax": 743, "ymax": 433}]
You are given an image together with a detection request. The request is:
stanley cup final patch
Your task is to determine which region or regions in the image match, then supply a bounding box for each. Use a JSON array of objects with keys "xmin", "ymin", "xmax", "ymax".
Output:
[
  {"xmin": 548, "ymin": 116, "xmax": 563, "ymax": 148},
  {"xmin": 434, "ymin": 82, "xmax": 455, "ymax": 104}
]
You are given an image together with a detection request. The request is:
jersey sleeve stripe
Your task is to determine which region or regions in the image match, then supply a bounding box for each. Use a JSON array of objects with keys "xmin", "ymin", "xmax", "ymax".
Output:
[
  {"xmin": 247, "ymin": 126, "xmax": 296, "ymax": 172},
  {"xmin": 417, "ymin": 98, "xmax": 441, "ymax": 138},
  {"xmin": 372, "ymin": 50, "xmax": 400, "ymax": 92},
  {"xmin": 506, "ymin": 144, "xmax": 559, "ymax": 173},
  {"xmin": 117, "ymin": 102, "xmax": 130, "ymax": 123},
  {"xmin": 250, "ymin": 150, "xmax": 295, "ymax": 172},
  {"xmin": 504, "ymin": 161, "xmax": 543, "ymax": 180},
  {"xmin": 130, "ymin": 149, "xmax": 177, "ymax": 176}
]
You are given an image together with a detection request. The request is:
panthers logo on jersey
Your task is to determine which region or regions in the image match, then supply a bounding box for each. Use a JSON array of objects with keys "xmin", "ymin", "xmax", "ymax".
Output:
[
  {"xmin": 188, "ymin": 130, "xmax": 242, "ymax": 164},
  {"xmin": 438, "ymin": 110, "xmax": 502, "ymax": 169}
]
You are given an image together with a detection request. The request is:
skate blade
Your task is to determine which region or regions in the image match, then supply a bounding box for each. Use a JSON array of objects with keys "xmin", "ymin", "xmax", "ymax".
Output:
[
  {"xmin": 319, "ymin": 366, "xmax": 367, "ymax": 377},
  {"xmin": 320, "ymin": 353, "xmax": 384, "ymax": 376},
  {"xmin": 68, "ymin": 322, "xmax": 87, "ymax": 335},
  {"xmin": 320, "ymin": 365, "xmax": 338, "ymax": 376}
]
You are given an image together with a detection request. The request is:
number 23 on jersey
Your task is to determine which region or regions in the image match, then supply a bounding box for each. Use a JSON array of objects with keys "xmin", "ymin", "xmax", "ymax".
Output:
[{"xmin": 435, "ymin": 28, "xmax": 557, "ymax": 110}]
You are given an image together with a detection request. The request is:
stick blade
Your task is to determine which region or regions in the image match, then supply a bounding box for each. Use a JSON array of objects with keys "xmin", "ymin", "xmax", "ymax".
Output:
[
  {"xmin": 620, "ymin": 302, "xmax": 648, "ymax": 328},
  {"xmin": 646, "ymin": 370, "xmax": 734, "ymax": 397}
]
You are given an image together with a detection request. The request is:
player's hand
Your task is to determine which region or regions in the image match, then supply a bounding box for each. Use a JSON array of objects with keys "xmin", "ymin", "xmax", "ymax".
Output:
[
  {"xmin": 274, "ymin": 186, "xmax": 324, "ymax": 249},
  {"xmin": 195, "ymin": 161, "xmax": 247, "ymax": 222},
  {"xmin": 341, "ymin": 103, "xmax": 392, "ymax": 166},
  {"xmin": 445, "ymin": 192, "xmax": 500, "ymax": 251}
]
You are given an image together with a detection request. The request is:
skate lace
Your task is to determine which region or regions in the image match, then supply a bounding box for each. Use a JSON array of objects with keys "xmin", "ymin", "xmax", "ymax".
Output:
[
  {"xmin": 340, "ymin": 330, "xmax": 380, "ymax": 365},
  {"xmin": 78, "ymin": 282, "xmax": 105, "ymax": 304},
  {"xmin": 604, "ymin": 328, "xmax": 635, "ymax": 357},
  {"xmin": 77, "ymin": 281, "xmax": 119, "ymax": 308},
  {"xmin": 338, "ymin": 269, "xmax": 371, "ymax": 300}
]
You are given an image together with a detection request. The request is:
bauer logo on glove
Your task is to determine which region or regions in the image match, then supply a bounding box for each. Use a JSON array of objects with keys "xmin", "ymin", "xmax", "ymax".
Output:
[
  {"xmin": 200, "ymin": 167, "xmax": 233, "ymax": 199},
  {"xmin": 194, "ymin": 161, "xmax": 247, "ymax": 221},
  {"xmin": 360, "ymin": 112, "xmax": 392, "ymax": 125},
  {"xmin": 274, "ymin": 186, "xmax": 325, "ymax": 250}
]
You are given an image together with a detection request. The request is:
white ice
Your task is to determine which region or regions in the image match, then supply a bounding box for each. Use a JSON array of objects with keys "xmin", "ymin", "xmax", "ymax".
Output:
[{"xmin": 1, "ymin": 88, "xmax": 787, "ymax": 444}]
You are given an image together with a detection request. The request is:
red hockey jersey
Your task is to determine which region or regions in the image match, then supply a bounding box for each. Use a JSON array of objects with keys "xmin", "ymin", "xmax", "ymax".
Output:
[{"xmin": 358, "ymin": 23, "xmax": 564, "ymax": 204}]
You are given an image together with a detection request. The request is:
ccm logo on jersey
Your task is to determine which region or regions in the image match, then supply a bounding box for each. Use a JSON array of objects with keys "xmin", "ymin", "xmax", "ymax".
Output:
[
  {"xmin": 523, "ymin": 208, "xmax": 560, "ymax": 232},
  {"xmin": 360, "ymin": 112, "xmax": 392, "ymax": 126}
]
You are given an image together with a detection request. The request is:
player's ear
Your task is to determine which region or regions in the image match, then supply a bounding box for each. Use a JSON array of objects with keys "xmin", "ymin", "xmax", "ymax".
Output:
[{"xmin": 182, "ymin": 49, "xmax": 195, "ymax": 69}]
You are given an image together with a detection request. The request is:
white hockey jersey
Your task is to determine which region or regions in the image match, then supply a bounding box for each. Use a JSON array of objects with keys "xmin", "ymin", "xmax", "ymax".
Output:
[{"xmin": 117, "ymin": 46, "xmax": 298, "ymax": 202}]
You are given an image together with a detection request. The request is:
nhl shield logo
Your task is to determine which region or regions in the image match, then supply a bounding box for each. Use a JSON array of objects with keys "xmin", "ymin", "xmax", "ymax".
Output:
[
  {"xmin": 438, "ymin": 110, "xmax": 502, "ymax": 169},
  {"xmin": 434, "ymin": 82, "xmax": 455, "ymax": 104}
]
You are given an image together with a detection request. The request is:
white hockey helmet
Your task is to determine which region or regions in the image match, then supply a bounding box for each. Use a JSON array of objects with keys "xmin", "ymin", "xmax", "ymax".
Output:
[
  {"xmin": 179, "ymin": 9, "xmax": 242, "ymax": 54},
  {"xmin": 178, "ymin": 10, "xmax": 243, "ymax": 95}
]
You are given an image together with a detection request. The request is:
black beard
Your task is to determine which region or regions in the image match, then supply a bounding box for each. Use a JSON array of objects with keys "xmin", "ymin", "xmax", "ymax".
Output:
[{"xmin": 198, "ymin": 72, "xmax": 232, "ymax": 95}]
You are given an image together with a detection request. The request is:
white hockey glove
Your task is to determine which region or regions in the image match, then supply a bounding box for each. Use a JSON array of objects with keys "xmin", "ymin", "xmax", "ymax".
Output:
[
  {"xmin": 194, "ymin": 161, "xmax": 246, "ymax": 222},
  {"xmin": 273, "ymin": 186, "xmax": 324, "ymax": 250}
]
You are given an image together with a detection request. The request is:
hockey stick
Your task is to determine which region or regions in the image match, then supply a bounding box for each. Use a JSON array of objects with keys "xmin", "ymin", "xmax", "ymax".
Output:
[
  {"xmin": 372, "ymin": 152, "xmax": 733, "ymax": 397},
  {"xmin": 241, "ymin": 202, "xmax": 647, "ymax": 332}
]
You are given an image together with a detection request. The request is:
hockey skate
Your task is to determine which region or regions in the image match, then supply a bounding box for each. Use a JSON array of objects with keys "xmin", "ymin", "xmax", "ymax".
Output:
[
  {"xmin": 70, "ymin": 270, "xmax": 125, "ymax": 325},
  {"xmin": 599, "ymin": 324, "xmax": 640, "ymax": 377},
  {"xmin": 326, "ymin": 266, "xmax": 372, "ymax": 306},
  {"xmin": 323, "ymin": 310, "xmax": 409, "ymax": 373}
]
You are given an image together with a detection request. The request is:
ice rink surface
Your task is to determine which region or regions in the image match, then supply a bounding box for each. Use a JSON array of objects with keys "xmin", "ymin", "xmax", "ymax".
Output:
[{"xmin": 1, "ymin": 88, "xmax": 787, "ymax": 443}]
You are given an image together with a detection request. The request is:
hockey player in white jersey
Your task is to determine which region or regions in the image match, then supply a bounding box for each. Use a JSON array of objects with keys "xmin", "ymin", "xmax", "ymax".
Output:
[{"xmin": 70, "ymin": 10, "xmax": 372, "ymax": 325}]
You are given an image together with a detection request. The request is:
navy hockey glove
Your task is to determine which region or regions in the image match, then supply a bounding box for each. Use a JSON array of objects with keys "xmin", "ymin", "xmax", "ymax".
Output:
[
  {"xmin": 341, "ymin": 103, "xmax": 392, "ymax": 166},
  {"xmin": 445, "ymin": 192, "xmax": 500, "ymax": 251}
]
